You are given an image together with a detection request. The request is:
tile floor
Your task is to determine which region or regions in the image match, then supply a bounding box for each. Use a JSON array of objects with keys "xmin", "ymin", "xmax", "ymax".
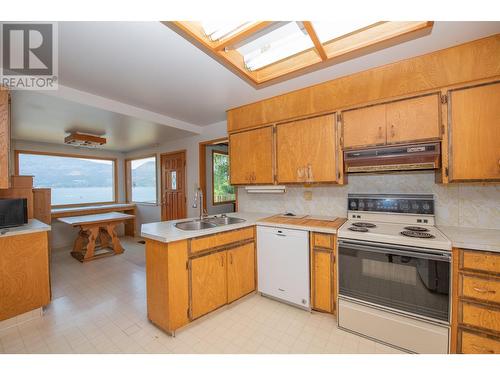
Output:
[{"xmin": 0, "ymin": 237, "xmax": 403, "ymax": 354}]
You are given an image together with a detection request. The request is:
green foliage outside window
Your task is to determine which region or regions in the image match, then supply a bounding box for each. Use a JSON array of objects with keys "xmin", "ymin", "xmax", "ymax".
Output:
[{"xmin": 213, "ymin": 152, "xmax": 236, "ymax": 204}]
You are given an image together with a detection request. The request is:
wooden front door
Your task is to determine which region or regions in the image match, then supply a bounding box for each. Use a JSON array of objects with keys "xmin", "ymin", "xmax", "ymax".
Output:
[{"xmin": 161, "ymin": 151, "xmax": 186, "ymax": 221}]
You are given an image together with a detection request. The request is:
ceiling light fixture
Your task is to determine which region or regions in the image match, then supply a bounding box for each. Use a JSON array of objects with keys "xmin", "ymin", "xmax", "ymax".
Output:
[{"xmin": 64, "ymin": 132, "xmax": 106, "ymax": 148}]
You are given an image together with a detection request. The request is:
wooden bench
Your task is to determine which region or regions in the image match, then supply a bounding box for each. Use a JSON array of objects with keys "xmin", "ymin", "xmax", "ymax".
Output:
[{"xmin": 58, "ymin": 212, "xmax": 135, "ymax": 262}]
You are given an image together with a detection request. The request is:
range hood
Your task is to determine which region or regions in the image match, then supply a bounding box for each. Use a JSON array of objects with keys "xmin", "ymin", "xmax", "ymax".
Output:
[{"xmin": 344, "ymin": 142, "xmax": 441, "ymax": 173}]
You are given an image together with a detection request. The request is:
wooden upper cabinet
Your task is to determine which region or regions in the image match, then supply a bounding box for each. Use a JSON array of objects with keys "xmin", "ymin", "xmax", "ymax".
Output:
[
  {"xmin": 342, "ymin": 104, "xmax": 386, "ymax": 149},
  {"xmin": 190, "ymin": 251, "xmax": 227, "ymax": 319},
  {"xmin": 276, "ymin": 114, "xmax": 338, "ymax": 183},
  {"xmin": 229, "ymin": 126, "xmax": 274, "ymax": 185},
  {"xmin": 227, "ymin": 243, "xmax": 256, "ymax": 303},
  {"xmin": 386, "ymin": 94, "xmax": 441, "ymax": 144},
  {"xmin": 448, "ymin": 82, "xmax": 500, "ymax": 181},
  {"xmin": 0, "ymin": 89, "xmax": 10, "ymax": 189}
]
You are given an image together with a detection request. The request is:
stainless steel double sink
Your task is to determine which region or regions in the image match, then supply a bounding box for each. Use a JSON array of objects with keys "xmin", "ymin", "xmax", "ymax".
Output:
[{"xmin": 175, "ymin": 216, "xmax": 246, "ymax": 231}]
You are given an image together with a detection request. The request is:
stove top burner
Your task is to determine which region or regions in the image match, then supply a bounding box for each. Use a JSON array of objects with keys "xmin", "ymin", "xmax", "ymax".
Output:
[
  {"xmin": 352, "ymin": 222, "xmax": 377, "ymax": 228},
  {"xmin": 348, "ymin": 227, "xmax": 369, "ymax": 232},
  {"xmin": 404, "ymin": 226, "xmax": 429, "ymax": 232},
  {"xmin": 400, "ymin": 230, "xmax": 435, "ymax": 239}
]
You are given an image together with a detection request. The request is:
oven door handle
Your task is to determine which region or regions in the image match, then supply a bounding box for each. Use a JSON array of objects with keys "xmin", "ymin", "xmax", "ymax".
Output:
[{"xmin": 338, "ymin": 241, "xmax": 451, "ymax": 262}]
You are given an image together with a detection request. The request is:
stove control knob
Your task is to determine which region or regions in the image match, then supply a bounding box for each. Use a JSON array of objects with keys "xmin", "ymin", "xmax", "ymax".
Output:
[
  {"xmin": 423, "ymin": 203, "xmax": 431, "ymax": 211},
  {"xmin": 350, "ymin": 201, "xmax": 357, "ymax": 209},
  {"xmin": 359, "ymin": 201, "xmax": 365, "ymax": 209},
  {"xmin": 412, "ymin": 203, "xmax": 419, "ymax": 210}
]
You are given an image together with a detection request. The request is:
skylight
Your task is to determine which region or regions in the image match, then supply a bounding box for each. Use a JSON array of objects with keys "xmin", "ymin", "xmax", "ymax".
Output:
[
  {"xmin": 167, "ymin": 21, "xmax": 434, "ymax": 86},
  {"xmin": 201, "ymin": 21, "xmax": 253, "ymax": 42},
  {"xmin": 311, "ymin": 21, "xmax": 375, "ymax": 43},
  {"xmin": 236, "ymin": 22, "xmax": 314, "ymax": 71}
]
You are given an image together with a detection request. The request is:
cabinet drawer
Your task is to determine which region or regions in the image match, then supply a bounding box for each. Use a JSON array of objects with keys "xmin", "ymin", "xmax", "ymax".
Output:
[
  {"xmin": 461, "ymin": 302, "xmax": 500, "ymax": 334},
  {"xmin": 190, "ymin": 227, "xmax": 254, "ymax": 254},
  {"xmin": 460, "ymin": 329, "xmax": 500, "ymax": 354},
  {"xmin": 461, "ymin": 274, "xmax": 500, "ymax": 305},
  {"xmin": 313, "ymin": 233, "xmax": 334, "ymax": 249},
  {"xmin": 461, "ymin": 250, "xmax": 500, "ymax": 275}
]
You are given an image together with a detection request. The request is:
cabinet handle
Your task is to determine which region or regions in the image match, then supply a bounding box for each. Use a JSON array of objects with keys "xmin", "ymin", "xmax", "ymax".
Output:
[
  {"xmin": 221, "ymin": 255, "xmax": 224, "ymax": 267},
  {"xmin": 391, "ymin": 124, "xmax": 395, "ymax": 138},
  {"xmin": 471, "ymin": 344, "xmax": 494, "ymax": 354},
  {"xmin": 473, "ymin": 287, "xmax": 496, "ymax": 294},
  {"xmin": 230, "ymin": 253, "xmax": 233, "ymax": 265},
  {"xmin": 378, "ymin": 126, "xmax": 383, "ymax": 139}
]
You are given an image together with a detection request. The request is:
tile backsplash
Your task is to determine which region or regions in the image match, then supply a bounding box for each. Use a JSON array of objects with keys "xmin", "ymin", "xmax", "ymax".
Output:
[{"xmin": 237, "ymin": 171, "xmax": 500, "ymax": 229}]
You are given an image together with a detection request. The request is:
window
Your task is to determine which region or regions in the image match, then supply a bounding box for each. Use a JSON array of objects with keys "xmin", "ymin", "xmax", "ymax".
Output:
[
  {"xmin": 126, "ymin": 156, "xmax": 157, "ymax": 204},
  {"xmin": 16, "ymin": 151, "xmax": 116, "ymax": 206},
  {"xmin": 212, "ymin": 151, "xmax": 236, "ymax": 205},
  {"xmin": 169, "ymin": 21, "xmax": 433, "ymax": 86}
]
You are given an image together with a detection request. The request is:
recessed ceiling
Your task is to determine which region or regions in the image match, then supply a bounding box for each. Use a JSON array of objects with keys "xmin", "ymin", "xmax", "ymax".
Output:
[
  {"xmin": 55, "ymin": 21, "xmax": 500, "ymax": 126},
  {"xmin": 11, "ymin": 91, "xmax": 196, "ymax": 152}
]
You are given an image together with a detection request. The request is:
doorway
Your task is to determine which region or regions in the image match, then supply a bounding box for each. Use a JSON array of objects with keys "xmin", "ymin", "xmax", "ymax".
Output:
[
  {"xmin": 199, "ymin": 138, "xmax": 237, "ymax": 215},
  {"xmin": 160, "ymin": 150, "xmax": 187, "ymax": 221}
]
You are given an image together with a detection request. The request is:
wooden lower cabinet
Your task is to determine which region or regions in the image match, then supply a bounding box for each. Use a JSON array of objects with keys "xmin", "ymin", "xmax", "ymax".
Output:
[
  {"xmin": 227, "ymin": 243, "xmax": 256, "ymax": 303},
  {"xmin": 310, "ymin": 232, "xmax": 336, "ymax": 314},
  {"xmin": 145, "ymin": 227, "xmax": 256, "ymax": 335},
  {"xmin": 0, "ymin": 231, "xmax": 51, "ymax": 321},
  {"xmin": 190, "ymin": 251, "xmax": 228, "ymax": 319},
  {"xmin": 452, "ymin": 248, "xmax": 500, "ymax": 354}
]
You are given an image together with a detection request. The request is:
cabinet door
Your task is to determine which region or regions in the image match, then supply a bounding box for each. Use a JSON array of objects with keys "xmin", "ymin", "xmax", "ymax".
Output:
[
  {"xmin": 190, "ymin": 251, "xmax": 227, "ymax": 319},
  {"xmin": 229, "ymin": 126, "xmax": 274, "ymax": 185},
  {"xmin": 311, "ymin": 248, "xmax": 334, "ymax": 313},
  {"xmin": 386, "ymin": 94, "xmax": 441, "ymax": 144},
  {"xmin": 342, "ymin": 104, "xmax": 386, "ymax": 149},
  {"xmin": 449, "ymin": 82, "xmax": 500, "ymax": 181},
  {"xmin": 0, "ymin": 90, "xmax": 10, "ymax": 189},
  {"xmin": 227, "ymin": 242, "xmax": 256, "ymax": 303},
  {"xmin": 276, "ymin": 114, "xmax": 338, "ymax": 183}
]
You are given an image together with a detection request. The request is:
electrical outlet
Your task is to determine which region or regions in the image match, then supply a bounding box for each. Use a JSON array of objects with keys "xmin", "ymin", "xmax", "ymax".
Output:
[{"xmin": 303, "ymin": 190, "xmax": 313, "ymax": 201}]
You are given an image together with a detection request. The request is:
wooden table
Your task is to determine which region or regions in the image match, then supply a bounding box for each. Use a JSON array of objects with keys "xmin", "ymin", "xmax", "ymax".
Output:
[
  {"xmin": 58, "ymin": 212, "xmax": 135, "ymax": 262},
  {"xmin": 52, "ymin": 203, "xmax": 136, "ymax": 236}
]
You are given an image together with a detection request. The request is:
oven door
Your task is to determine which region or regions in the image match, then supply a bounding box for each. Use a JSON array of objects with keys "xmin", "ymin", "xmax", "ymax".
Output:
[{"xmin": 338, "ymin": 239, "xmax": 451, "ymax": 323}]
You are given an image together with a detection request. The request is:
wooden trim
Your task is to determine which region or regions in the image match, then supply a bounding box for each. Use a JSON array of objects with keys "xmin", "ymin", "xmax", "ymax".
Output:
[
  {"xmin": 15, "ymin": 149, "xmax": 119, "ymax": 208},
  {"xmin": 124, "ymin": 153, "xmax": 158, "ymax": 204},
  {"xmin": 302, "ymin": 22, "xmax": 327, "ymax": 61},
  {"xmin": 451, "ymin": 247, "xmax": 460, "ymax": 353}
]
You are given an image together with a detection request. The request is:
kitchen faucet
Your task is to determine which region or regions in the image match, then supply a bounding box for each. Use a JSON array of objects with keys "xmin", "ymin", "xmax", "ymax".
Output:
[{"xmin": 192, "ymin": 188, "xmax": 208, "ymax": 221}]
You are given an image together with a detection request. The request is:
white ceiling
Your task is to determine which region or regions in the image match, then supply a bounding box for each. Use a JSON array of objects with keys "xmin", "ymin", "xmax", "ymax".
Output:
[
  {"xmin": 11, "ymin": 91, "xmax": 196, "ymax": 152},
  {"xmin": 56, "ymin": 21, "xmax": 500, "ymax": 126}
]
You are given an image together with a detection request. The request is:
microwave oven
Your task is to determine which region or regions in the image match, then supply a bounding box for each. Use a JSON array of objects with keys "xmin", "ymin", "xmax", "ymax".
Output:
[{"xmin": 0, "ymin": 198, "xmax": 28, "ymax": 229}]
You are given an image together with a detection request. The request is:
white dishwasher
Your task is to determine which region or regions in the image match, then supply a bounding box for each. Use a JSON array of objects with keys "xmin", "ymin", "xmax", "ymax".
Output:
[{"xmin": 257, "ymin": 226, "xmax": 310, "ymax": 309}]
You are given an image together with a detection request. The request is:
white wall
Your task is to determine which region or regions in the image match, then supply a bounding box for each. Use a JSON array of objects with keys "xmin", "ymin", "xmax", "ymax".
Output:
[
  {"xmin": 12, "ymin": 140, "xmax": 127, "ymax": 249},
  {"xmin": 124, "ymin": 121, "xmax": 228, "ymax": 226}
]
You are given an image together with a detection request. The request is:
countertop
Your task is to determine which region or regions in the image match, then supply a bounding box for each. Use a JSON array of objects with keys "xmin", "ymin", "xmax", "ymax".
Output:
[
  {"xmin": 141, "ymin": 212, "xmax": 345, "ymax": 243},
  {"xmin": 0, "ymin": 219, "xmax": 51, "ymax": 238},
  {"xmin": 438, "ymin": 226, "xmax": 500, "ymax": 253},
  {"xmin": 141, "ymin": 212, "xmax": 263, "ymax": 243},
  {"xmin": 256, "ymin": 215, "xmax": 346, "ymax": 234},
  {"xmin": 51, "ymin": 203, "xmax": 136, "ymax": 215}
]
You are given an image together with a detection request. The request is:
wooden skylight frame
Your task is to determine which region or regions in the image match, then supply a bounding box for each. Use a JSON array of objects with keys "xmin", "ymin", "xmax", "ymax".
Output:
[{"xmin": 165, "ymin": 21, "xmax": 434, "ymax": 88}]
